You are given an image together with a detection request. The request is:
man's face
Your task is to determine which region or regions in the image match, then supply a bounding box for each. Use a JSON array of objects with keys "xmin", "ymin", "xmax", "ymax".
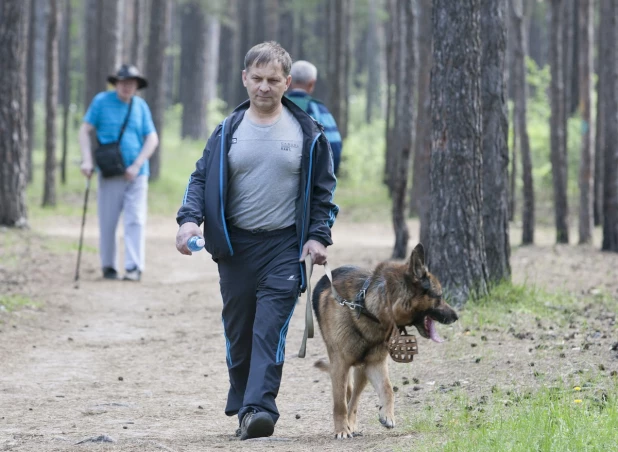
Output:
[
  {"xmin": 116, "ymin": 79, "xmax": 138, "ymax": 101},
  {"xmin": 242, "ymin": 61, "xmax": 291, "ymax": 113}
]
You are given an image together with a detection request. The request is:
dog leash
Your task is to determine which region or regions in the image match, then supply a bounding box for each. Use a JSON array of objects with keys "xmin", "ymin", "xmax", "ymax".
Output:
[
  {"xmin": 299, "ymin": 255, "xmax": 342, "ymax": 358},
  {"xmin": 298, "ymin": 254, "xmax": 315, "ymax": 358}
]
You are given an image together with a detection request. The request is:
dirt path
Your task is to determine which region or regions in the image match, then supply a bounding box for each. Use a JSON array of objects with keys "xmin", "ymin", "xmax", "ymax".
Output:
[{"xmin": 1, "ymin": 217, "xmax": 617, "ymax": 452}]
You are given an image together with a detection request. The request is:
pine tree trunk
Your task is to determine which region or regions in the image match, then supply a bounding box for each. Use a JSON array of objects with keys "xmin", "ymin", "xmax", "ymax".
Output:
[
  {"xmin": 0, "ymin": 0, "xmax": 29, "ymax": 227},
  {"xmin": 84, "ymin": 0, "xmax": 100, "ymax": 108},
  {"xmin": 411, "ymin": 0, "xmax": 432, "ymax": 250},
  {"xmin": 204, "ymin": 15, "xmax": 221, "ymax": 121},
  {"xmin": 26, "ymin": 0, "xmax": 37, "ymax": 183},
  {"xmin": 594, "ymin": 1, "xmax": 609, "ymax": 228},
  {"xmin": 391, "ymin": 0, "xmax": 417, "ymax": 259},
  {"xmin": 549, "ymin": 0, "xmax": 570, "ymax": 244},
  {"xmin": 383, "ymin": 0, "xmax": 397, "ymax": 194},
  {"xmin": 429, "ymin": 0, "xmax": 488, "ymax": 306},
  {"xmin": 144, "ymin": 0, "xmax": 170, "ymax": 181},
  {"xmin": 327, "ymin": 0, "xmax": 350, "ymax": 141},
  {"xmin": 511, "ymin": 0, "xmax": 535, "ymax": 245},
  {"xmin": 365, "ymin": 0, "xmax": 381, "ymax": 124},
  {"xmin": 131, "ymin": 0, "xmax": 145, "ymax": 70},
  {"xmin": 218, "ymin": 0, "xmax": 242, "ymax": 111},
  {"xmin": 43, "ymin": 0, "xmax": 59, "ymax": 207},
  {"xmin": 179, "ymin": 1, "xmax": 207, "ymax": 140},
  {"xmin": 578, "ymin": 0, "xmax": 594, "ymax": 244},
  {"xmin": 98, "ymin": 0, "xmax": 121, "ymax": 78},
  {"xmin": 481, "ymin": 0, "xmax": 511, "ymax": 283},
  {"xmin": 264, "ymin": 0, "xmax": 279, "ymax": 41},
  {"xmin": 60, "ymin": 0, "xmax": 71, "ymax": 185},
  {"xmin": 277, "ymin": 0, "xmax": 294, "ymax": 54},
  {"xmin": 602, "ymin": 3, "xmax": 618, "ymax": 251}
]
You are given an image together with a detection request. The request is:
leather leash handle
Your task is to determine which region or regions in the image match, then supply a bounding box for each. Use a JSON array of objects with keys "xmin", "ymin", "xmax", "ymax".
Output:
[{"xmin": 298, "ymin": 254, "xmax": 314, "ymax": 358}]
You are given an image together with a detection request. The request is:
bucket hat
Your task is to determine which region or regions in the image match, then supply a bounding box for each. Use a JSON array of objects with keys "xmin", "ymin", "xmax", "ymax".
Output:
[{"xmin": 107, "ymin": 64, "xmax": 148, "ymax": 89}]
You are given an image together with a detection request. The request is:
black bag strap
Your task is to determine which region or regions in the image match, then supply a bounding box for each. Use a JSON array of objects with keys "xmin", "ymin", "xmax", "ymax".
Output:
[{"xmin": 117, "ymin": 98, "xmax": 134, "ymax": 143}]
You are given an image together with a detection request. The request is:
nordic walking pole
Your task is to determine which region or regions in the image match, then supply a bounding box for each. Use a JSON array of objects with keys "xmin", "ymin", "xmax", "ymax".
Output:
[{"xmin": 74, "ymin": 177, "xmax": 91, "ymax": 289}]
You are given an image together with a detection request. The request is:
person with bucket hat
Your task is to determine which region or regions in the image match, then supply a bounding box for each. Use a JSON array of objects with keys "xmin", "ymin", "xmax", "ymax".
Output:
[{"xmin": 78, "ymin": 64, "xmax": 159, "ymax": 282}]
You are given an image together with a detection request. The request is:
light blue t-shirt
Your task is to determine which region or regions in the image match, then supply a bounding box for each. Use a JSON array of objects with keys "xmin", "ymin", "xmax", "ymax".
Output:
[{"xmin": 84, "ymin": 91, "xmax": 156, "ymax": 176}]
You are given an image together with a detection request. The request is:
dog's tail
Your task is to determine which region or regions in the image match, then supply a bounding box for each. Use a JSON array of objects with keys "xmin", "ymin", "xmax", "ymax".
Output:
[{"xmin": 314, "ymin": 358, "xmax": 330, "ymax": 372}]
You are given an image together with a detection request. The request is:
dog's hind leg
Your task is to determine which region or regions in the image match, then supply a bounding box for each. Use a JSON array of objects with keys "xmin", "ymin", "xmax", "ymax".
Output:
[
  {"xmin": 347, "ymin": 366, "xmax": 368, "ymax": 435},
  {"xmin": 329, "ymin": 359, "xmax": 353, "ymax": 439},
  {"xmin": 366, "ymin": 360, "xmax": 395, "ymax": 429}
]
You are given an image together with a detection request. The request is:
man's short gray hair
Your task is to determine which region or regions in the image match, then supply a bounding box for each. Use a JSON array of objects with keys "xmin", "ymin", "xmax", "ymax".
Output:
[
  {"xmin": 290, "ymin": 60, "xmax": 318, "ymax": 85},
  {"xmin": 244, "ymin": 41, "xmax": 292, "ymax": 76}
]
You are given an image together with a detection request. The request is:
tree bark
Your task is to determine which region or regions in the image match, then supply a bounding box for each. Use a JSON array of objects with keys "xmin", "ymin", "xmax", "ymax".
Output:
[
  {"xmin": 204, "ymin": 15, "xmax": 221, "ymax": 123},
  {"xmin": 578, "ymin": 0, "xmax": 594, "ymax": 244},
  {"xmin": 131, "ymin": 0, "xmax": 146, "ymax": 70},
  {"xmin": 60, "ymin": 0, "xmax": 71, "ymax": 185},
  {"xmin": 594, "ymin": 0, "xmax": 610, "ymax": 228},
  {"xmin": 277, "ymin": 0, "xmax": 295, "ymax": 56},
  {"xmin": 411, "ymin": 0, "xmax": 432, "ymax": 250},
  {"xmin": 429, "ymin": 0, "xmax": 488, "ymax": 306},
  {"xmin": 42, "ymin": 0, "xmax": 59, "ymax": 207},
  {"xmin": 481, "ymin": 0, "xmax": 510, "ymax": 283},
  {"xmin": 602, "ymin": 3, "xmax": 618, "ymax": 252},
  {"xmin": 85, "ymin": 0, "xmax": 121, "ymax": 108},
  {"xmin": 383, "ymin": 0, "xmax": 397, "ymax": 194},
  {"xmin": 365, "ymin": 0, "xmax": 381, "ymax": 124},
  {"xmin": 549, "ymin": 0, "xmax": 570, "ymax": 244},
  {"xmin": 0, "ymin": 0, "xmax": 29, "ymax": 226},
  {"xmin": 144, "ymin": 0, "xmax": 170, "ymax": 181},
  {"xmin": 218, "ymin": 0, "xmax": 242, "ymax": 111},
  {"xmin": 391, "ymin": 0, "xmax": 417, "ymax": 259},
  {"xmin": 26, "ymin": 0, "xmax": 37, "ymax": 183},
  {"xmin": 179, "ymin": 1, "xmax": 207, "ymax": 140},
  {"xmin": 511, "ymin": 0, "xmax": 535, "ymax": 245},
  {"xmin": 331, "ymin": 0, "xmax": 350, "ymax": 140}
]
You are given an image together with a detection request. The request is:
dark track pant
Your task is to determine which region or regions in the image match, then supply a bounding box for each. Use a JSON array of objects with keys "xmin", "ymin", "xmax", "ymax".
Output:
[{"xmin": 217, "ymin": 225, "xmax": 300, "ymax": 425}]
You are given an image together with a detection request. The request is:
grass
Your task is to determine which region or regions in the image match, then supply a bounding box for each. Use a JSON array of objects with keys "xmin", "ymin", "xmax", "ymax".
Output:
[
  {"xmin": 398, "ymin": 378, "xmax": 618, "ymax": 452},
  {"xmin": 0, "ymin": 294, "xmax": 40, "ymax": 312},
  {"xmin": 461, "ymin": 282, "xmax": 581, "ymax": 330}
]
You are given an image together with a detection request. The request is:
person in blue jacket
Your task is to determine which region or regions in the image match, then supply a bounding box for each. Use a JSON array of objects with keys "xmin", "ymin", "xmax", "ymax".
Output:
[
  {"xmin": 175, "ymin": 42, "xmax": 338, "ymax": 440},
  {"xmin": 79, "ymin": 64, "xmax": 159, "ymax": 282},
  {"xmin": 287, "ymin": 60, "xmax": 343, "ymax": 175}
]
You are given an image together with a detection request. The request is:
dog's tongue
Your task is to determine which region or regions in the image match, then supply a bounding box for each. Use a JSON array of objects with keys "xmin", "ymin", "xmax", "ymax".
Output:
[{"xmin": 426, "ymin": 317, "xmax": 444, "ymax": 343}]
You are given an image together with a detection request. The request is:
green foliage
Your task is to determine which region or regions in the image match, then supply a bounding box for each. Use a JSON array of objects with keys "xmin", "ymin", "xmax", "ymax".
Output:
[
  {"xmin": 462, "ymin": 280, "xmax": 582, "ymax": 330},
  {"xmin": 0, "ymin": 294, "xmax": 40, "ymax": 312},
  {"xmin": 398, "ymin": 379, "xmax": 618, "ymax": 452},
  {"xmin": 334, "ymin": 95, "xmax": 391, "ymax": 221}
]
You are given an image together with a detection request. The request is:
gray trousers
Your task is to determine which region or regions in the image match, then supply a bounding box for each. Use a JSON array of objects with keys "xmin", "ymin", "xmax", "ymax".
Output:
[{"xmin": 97, "ymin": 174, "xmax": 148, "ymax": 272}]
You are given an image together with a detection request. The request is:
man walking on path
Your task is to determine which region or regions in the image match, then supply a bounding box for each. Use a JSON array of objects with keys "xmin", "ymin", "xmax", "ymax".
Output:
[
  {"xmin": 79, "ymin": 64, "xmax": 159, "ymax": 282},
  {"xmin": 287, "ymin": 60, "xmax": 343, "ymax": 176},
  {"xmin": 175, "ymin": 42, "xmax": 338, "ymax": 440}
]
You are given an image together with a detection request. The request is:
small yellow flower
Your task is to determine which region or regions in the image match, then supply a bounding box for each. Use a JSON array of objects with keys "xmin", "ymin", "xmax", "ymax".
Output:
[
  {"xmin": 574, "ymin": 387, "xmax": 581, "ymax": 391},
  {"xmin": 574, "ymin": 399, "xmax": 583, "ymax": 404}
]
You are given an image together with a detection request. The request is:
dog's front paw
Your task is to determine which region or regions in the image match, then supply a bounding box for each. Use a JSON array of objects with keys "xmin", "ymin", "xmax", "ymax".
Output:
[{"xmin": 379, "ymin": 412, "xmax": 395, "ymax": 429}]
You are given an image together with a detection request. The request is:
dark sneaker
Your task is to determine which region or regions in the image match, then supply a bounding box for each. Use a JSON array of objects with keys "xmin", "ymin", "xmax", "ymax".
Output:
[
  {"xmin": 102, "ymin": 267, "xmax": 119, "ymax": 280},
  {"xmin": 239, "ymin": 411, "xmax": 274, "ymax": 440},
  {"xmin": 123, "ymin": 267, "xmax": 141, "ymax": 282},
  {"xmin": 234, "ymin": 427, "xmax": 241, "ymax": 438}
]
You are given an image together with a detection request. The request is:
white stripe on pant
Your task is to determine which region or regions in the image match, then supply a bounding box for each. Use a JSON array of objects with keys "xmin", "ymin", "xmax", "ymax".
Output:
[{"xmin": 97, "ymin": 174, "xmax": 148, "ymax": 272}]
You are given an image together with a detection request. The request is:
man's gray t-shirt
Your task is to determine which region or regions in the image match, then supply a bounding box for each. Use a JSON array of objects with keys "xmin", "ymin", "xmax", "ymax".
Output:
[{"xmin": 227, "ymin": 106, "xmax": 304, "ymax": 231}]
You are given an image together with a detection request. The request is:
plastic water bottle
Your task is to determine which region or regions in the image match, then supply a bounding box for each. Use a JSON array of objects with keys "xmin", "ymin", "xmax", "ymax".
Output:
[{"xmin": 187, "ymin": 236, "xmax": 205, "ymax": 252}]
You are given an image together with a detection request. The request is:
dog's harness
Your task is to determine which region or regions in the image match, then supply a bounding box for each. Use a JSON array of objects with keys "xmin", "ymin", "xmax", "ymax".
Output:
[
  {"xmin": 298, "ymin": 256, "xmax": 418, "ymax": 363},
  {"xmin": 331, "ymin": 277, "xmax": 381, "ymax": 323}
]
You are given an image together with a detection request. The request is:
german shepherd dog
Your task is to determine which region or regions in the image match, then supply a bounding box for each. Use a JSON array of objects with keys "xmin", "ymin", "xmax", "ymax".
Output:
[{"xmin": 311, "ymin": 243, "xmax": 458, "ymax": 438}]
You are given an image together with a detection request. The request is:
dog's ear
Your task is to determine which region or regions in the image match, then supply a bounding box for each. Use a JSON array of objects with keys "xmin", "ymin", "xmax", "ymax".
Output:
[{"xmin": 408, "ymin": 243, "xmax": 427, "ymax": 281}]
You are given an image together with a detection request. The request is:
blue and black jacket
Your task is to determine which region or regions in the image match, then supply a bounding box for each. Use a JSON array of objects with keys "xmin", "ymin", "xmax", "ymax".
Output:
[{"xmin": 176, "ymin": 96, "xmax": 339, "ymax": 292}]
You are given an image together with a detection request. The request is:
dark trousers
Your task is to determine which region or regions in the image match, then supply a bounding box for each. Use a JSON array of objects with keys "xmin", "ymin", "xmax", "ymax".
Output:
[{"xmin": 217, "ymin": 225, "xmax": 300, "ymax": 425}]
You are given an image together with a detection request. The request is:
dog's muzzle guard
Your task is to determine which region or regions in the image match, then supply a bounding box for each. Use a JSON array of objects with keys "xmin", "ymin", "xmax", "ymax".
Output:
[{"xmin": 388, "ymin": 328, "xmax": 418, "ymax": 363}]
